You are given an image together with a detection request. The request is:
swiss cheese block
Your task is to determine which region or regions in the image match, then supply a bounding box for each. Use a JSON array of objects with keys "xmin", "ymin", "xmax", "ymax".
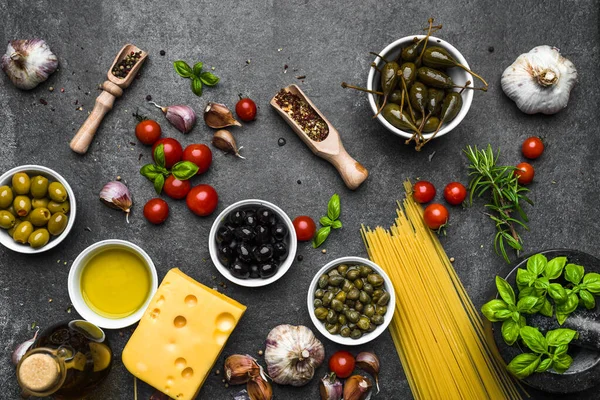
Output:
[{"xmin": 122, "ymin": 268, "xmax": 246, "ymax": 400}]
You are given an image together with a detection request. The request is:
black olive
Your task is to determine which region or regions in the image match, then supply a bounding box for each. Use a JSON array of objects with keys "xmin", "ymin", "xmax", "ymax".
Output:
[
  {"xmin": 272, "ymin": 224, "xmax": 288, "ymax": 241},
  {"xmin": 228, "ymin": 209, "xmax": 246, "ymax": 226},
  {"xmin": 257, "ymin": 208, "xmax": 272, "ymax": 224},
  {"xmin": 268, "ymin": 215, "xmax": 278, "ymax": 227},
  {"xmin": 249, "ymin": 264, "xmax": 260, "ymax": 279},
  {"xmin": 273, "ymin": 241, "xmax": 288, "ymax": 259},
  {"xmin": 259, "ymin": 261, "xmax": 279, "ymax": 278},
  {"xmin": 254, "ymin": 244, "xmax": 274, "ymax": 262},
  {"xmin": 230, "ymin": 259, "xmax": 250, "ymax": 279},
  {"xmin": 255, "ymin": 225, "xmax": 270, "ymax": 244},
  {"xmin": 216, "ymin": 225, "xmax": 234, "ymax": 243},
  {"xmin": 234, "ymin": 226, "xmax": 255, "ymax": 242},
  {"xmin": 245, "ymin": 208, "xmax": 257, "ymax": 218},
  {"xmin": 228, "ymin": 239, "xmax": 238, "ymax": 250},
  {"xmin": 237, "ymin": 242, "xmax": 253, "ymax": 263},
  {"xmin": 245, "ymin": 214, "xmax": 258, "ymax": 227},
  {"xmin": 218, "ymin": 245, "xmax": 234, "ymax": 267}
]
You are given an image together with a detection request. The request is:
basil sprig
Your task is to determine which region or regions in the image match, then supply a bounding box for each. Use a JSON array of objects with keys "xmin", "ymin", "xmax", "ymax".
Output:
[
  {"xmin": 173, "ymin": 60, "xmax": 219, "ymax": 97},
  {"xmin": 313, "ymin": 194, "xmax": 342, "ymax": 248},
  {"xmin": 140, "ymin": 144, "xmax": 199, "ymax": 194}
]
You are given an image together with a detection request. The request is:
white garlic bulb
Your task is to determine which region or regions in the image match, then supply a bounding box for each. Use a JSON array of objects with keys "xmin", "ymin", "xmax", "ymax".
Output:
[
  {"xmin": 501, "ymin": 45, "xmax": 577, "ymax": 115},
  {"xmin": 1, "ymin": 39, "xmax": 58, "ymax": 90}
]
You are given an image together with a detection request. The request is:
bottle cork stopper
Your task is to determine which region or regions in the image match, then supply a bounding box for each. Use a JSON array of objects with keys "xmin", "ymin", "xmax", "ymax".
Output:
[{"xmin": 18, "ymin": 353, "xmax": 60, "ymax": 392}]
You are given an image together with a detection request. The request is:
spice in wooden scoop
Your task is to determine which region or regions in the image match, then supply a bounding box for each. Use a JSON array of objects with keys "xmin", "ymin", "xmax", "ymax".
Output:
[
  {"xmin": 112, "ymin": 51, "xmax": 142, "ymax": 78},
  {"xmin": 274, "ymin": 89, "xmax": 329, "ymax": 141}
]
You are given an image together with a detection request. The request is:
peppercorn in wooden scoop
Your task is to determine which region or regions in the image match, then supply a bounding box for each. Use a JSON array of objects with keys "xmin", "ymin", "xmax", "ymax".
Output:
[
  {"xmin": 271, "ymin": 85, "xmax": 368, "ymax": 190},
  {"xmin": 70, "ymin": 44, "xmax": 148, "ymax": 154}
]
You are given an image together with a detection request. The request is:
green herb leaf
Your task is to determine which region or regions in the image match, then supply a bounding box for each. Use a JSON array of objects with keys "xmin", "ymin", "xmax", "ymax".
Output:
[
  {"xmin": 520, "ymin": 326, "xmax": 548, "ymax": 354},
  {"xmin": 174, "ymin": 60, "xmax": 193, "ymax": 78},
  {"xmin": 320, "ymin": 216, "xmax": 333, "ymax": 227},
  {"xmin": 507, "ymin": 353, "xmax": 541, "ymax": 379},
  {"xmin": 511, "ymin": 311, "xmax": 520, "ymax": 322},
  {"xmin": 556, "ymin": 292, "xmax": 579, "ymax": 318},
  {"xmin": 579, "ymin": 289, "xmax": 595, "ymax": 309},
  {"xmin": 553, "ymin": 344, "xmax": 569, "ymax": 356},
  {"xmin": 583, "ymin": 272, "xmax": 600, "ymax": 294},
  {"xmin": 516, "ymin": 269, "xmax": 534, "ymax": 290},
  {"xmin": 540, "ymin": 298, "xmax": 553, "ymax": 317},
  {"xmin": 481, "ymin": 299, "xmax": 510, "ymax": 322},
  {"xmin": 548, "ymin": 283, "xmax": 568, "ymax": 304},
  {"xmin": 327, "ymin": 194, "xmax": 341, "ymax": 221},
  {"xmin": 154, "ymin": 174, "xmax": 165, "ymax": 195},
  {"xmin": 565, "ymin": 263, "xmax": 585, "ymax": 285},
  {"xmin": 501, "ymin": 319, "xmax": 521, "ymax": 345},
  {"xmin": 533, "ymin": 276, "xmax": 549, "ymax": 290},
  {"xmin": 200, "ymin": 71, "xmax": 220, "ymax": 86},
  {"xmin": 517, "ymin": 296, "xmax": 539, "ymax": 314},
  {"xmin": 331, "ymin": 220, "xmax": 342, "ymax": 229},
  {"xmin": 312, "ymin": 226, "xmax": 331, "ymax": 248},
  {"xmin": 140, "ymin": 163, "xmax": 161, "ymax": 181},
  {"xmin": 519, "ymin": 286, "xmax": 543, "ymax": 299},
  {"xmin": 527, "ymin": 254, "xmax": 547, "ymax": 276},
  {"xmin": 546, "ymin": 328, "xmax": 578, "ymax": 347},
  {"xmin": 193, "ymin": 62, "xmax": 204, "ymax": 76},
  {"xmin": 154, "ymin": 144, "xmax": 166, "ymax": 168},
  {"xmin": 171, "ymin": 161, "xmax": 199, "ymax": 180},
  {"xmin": 552, "ymin": 353, "xmax": 573, "ymax": 374},
  {"xmin": 191, "ymin": 77, "xmax": 203, "ymax": 97},
  {"xmin": 535, "ymin": 357, "xmax": 553, "ymax": 373},
  {"xmin": 495, "ymin": 276, "xmax": 516, "ymax": 306},
  {"xmin": 556, "ymin": 313, "xmax": 569, "ymax": 325},
  {"xmin": 544, "ymin": 256, "xmax": 567, "ymax": 279}
]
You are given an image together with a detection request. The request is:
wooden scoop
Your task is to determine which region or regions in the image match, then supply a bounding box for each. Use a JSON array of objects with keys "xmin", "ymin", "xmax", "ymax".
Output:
[
  {"xmin": 70, "ymin": 44, "xmax": 148, "ymax": 154},
  {"xmin": 270, "ymin": 85, "xmax": 368, "ymax": 190}
]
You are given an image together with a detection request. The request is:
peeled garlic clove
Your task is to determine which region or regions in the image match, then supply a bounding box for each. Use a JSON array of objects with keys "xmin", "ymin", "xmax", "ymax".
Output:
[
  {"xmin": 355, "ymin": 352, "xmax": 380, "ymax": 393},
  {"xmin": 149, "ymin": 102, "xmax": 196, "ymax": 133},
  {"xmin": 1, "ymin": 39, "xmax": 58, "ymax": 90},
  {"xmin": 343, "ymin": 375, "xmax": 373, "ymax": 400},
  {"xmin": 247, "ymin": 375, "xmax": 273, "ymax": 400},
  {"xmin": 319, "ymin": 373, "xmax": 342, "ymax": 400},
  {"xmin": 12, "ymin": 328, "xmax": 39, "ymax": 366},
  {"xmin": 204, "ymin": 102, "xmax": 242, "ymax": 128},
  {"xmin": 99, "ymin": 181, "xmax": 133, "ymax": 223},
  {"xmin": 212, "ymin": 130, "xmax": 245, "ymax": 159},
  {"xmin": 224, "ymin": 354, "xmax": 261, "ymax": 385}
]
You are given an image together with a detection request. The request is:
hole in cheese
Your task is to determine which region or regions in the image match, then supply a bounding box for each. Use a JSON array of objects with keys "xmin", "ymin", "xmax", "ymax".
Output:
[
  {"xmin": 166, "ymin": 376, "xmax": 174, "ymax": 386},
  {"xmin": 181, "ymin": 367, "xmax": 194, "ymax": 379},
  {"xmin": 150, "ymin": 308, "xmax": 160, "ymax": 319},
  {"xmin": 157, "ymin": 295, "xmax": 166, "ymax": 306},
  {"xmin": 174, "ymin": 358, "xmax": 187, "ymax": 369},
  {"xmin": 213, "ymin": 331, "xmax": 228, "ymax": 346},
  {"xmin": 174, "ymin": 315, "xmax": 187, "ymax": 328},
  {"xmin": 216, "ymin": 312, "xmax": 235, "ymax": 332},
  {"xmin": 184, "ymin": 294, "xmax": 197, "ymax": 306}
]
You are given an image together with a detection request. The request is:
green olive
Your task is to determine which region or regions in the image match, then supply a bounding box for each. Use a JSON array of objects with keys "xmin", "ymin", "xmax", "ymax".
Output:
[
  {"xmin": 313, "ymin": 299, "xmax": 323, "ymax": 308},
  {"xmin": 325, "ymin": 322, "xmax": 340, "ymax": 335},
  {"xmin": 29, "ymin": 208, "xmax": 51, "ymax": 227},
  {"xmin": 363, "ymin": 283, "xmax": 374, "ymax": 295},
  {"xmin": 314, "ymin": 307, "xmax": 328, "ymax": 320},
  {"xmin": 338, "ymin": 314, "xmax": 347, "ymax": 326},
  {"xmin": 359, "ymin": 265, "xmax": 372, "ymax": 277},
  {"xmin": 0, "ymin": 186, "xmax": 14, "ymax": 209},
  {"xmin": 331, "ymin": 299, "xmax": 344, "ymax": 312},
  {"xmin": 350, "ymin": 329, "xmax": 363, "ymax": 339},
  {"xmin": 0, "ymin": 210, "xmax": 16, "ymax": 229},
  {"xmin": 328, "ymin": 275, "xmax": 345, "ymax": 287},
  {"xmin": 31, "ymin": 198, "xmax": 50, "ymax": 209},
  {"xmin": 28, "ymin": 228, "xmax": 50, "ymax": 248},
  {"xmin": 314, "ymin": 289, "xmax": 325, "ymax": 299},
  {"xmin": 359, "ymin": 291, "xmax": 372, "ymax": 305},
  {"xmin": 29, "ymin": 176, "xmax": 49, "ymax": 199},
  {"xmin": 326, "ymin": 310, "xmax": 338, "ymax": 324},
  {"xmin": 364, "ymin": 304, "xmax": 376, "ymax": 317},
  {"xmin": 337, "ymin": 264, "xmax": 349, "ymax": 276},
  {"xmin": 13, "ymin": 221, "xmax": 33, "ymax": 244},
  {"xmin": 377, "ymin": 292, "xmax": 391, "ymax": 306},
  {"xmin": 48, "ymin": 182, "xmax": 67, "ymax": 202},
  {"xmin": 47, "ymin": 212, "xmax": 68, "ymax": 236},
  {"xmin": 7, "ymin": 225, "xmax": 16, "ymax": 238},
  {"xmin": 318, "ymin": 274, "xmax": 329, "ymax": 289},
  {"xmin": 347, "ymin": 288, "xmax": 360, "ymax": 301},
  {"xmin": 340, "ymin": 327, "xmax": 351, "ymax": 338},
  {"xmin": 357, "ymin": 316, "xmax": 371, "ymax": 331},
  {"xmin": 371, "ymin": 314, "xmax": 385, "ymax": 325},
  {"xmin": 354, "ymin": 301, "xmax": 364, "ymax": 313},
  {"xmin": 334, "ymin": 291, "xmax": 347, "ymax": 303},
  {"xmin": 12, "ymin": 173, "xmax": 31, "ymax": 195},
  {"xmin": 322, "ymin": 291, "xmax": 334, "ymax": 307},
  {"xmin": 13, "ymin": 196, "xmax": 31, "ymax": 217},
  {"xmin": 346, "ymin": 269, "xmax": 360, "ymax": 281},
  {"xmin": 367, "ymin": 274, "xmax": 384, "ymax": 287},
  {"xmin": 353, "ymin": 278, "xmax": 364, "ymax": 290}
]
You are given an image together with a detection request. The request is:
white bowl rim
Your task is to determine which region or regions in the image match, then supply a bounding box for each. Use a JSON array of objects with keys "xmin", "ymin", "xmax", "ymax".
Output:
[
  {"xmin": 366, "ymin": 35, "xmax": 475, "ymax": 140},
  {"xmin": 0, "ymin": 164, "xmax": 76, "ymax": 254},
  {"xmin": 208, "ymin": 199, "xmax": 297, "ymax": 288},
  {"xmin": 67, "ymin": 239, "xmax": 158, "ymax": 329},
  {"xmin": 307, "ymin": 256, "xmax": 396, "ymax": 346}
]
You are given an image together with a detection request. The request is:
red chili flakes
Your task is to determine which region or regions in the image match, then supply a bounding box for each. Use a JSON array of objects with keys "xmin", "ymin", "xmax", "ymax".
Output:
[{"xmin": 274, "ymin": 89, "xmax": 329, "ymax": 142}]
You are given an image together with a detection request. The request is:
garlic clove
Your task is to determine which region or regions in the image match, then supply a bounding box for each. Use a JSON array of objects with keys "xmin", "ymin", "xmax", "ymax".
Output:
[
  {"xmin": 99, "ymin": 181, "xmax": 133, "ymax": 223},
  {"xmin": 212, "ymin": 130, "xmax": 245, "ymax": 159},
  {"xmin": 355, "ymin": 352, "xmax": 380, "ymax": 393},
  {"xmin": 319, "ymin": 373, "xmax": 343, "ymax": 400},
  {"xmin": 12, "ymin": 328, "xmax": 39, "ymax": 366},
  {"xmin": 224, "ymin": 354, "xmax": 261, "ymax": 385},
  {"xmin": 1, "ymin": 39, "xmax": 58, "ymax": 90},
  {"xmin": 149, "ymin": 102, "xmax": 197, "ymax": 133},
  {"xmin": 204, "ymin": 102, "xmax": 242, "ymax": 128},
  {"xmin": 343, "ymin": 375, "xmax": 373, "ymax": 400},
  {"xmin": 247, "ymin": 375, "xmax": 273, "ymax": 400}
]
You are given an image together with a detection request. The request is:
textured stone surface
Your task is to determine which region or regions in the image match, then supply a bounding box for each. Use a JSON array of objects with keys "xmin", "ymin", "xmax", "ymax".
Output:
[{"xmin": 0, "ymin": 0, "xmax": 598, "ymax": 399}]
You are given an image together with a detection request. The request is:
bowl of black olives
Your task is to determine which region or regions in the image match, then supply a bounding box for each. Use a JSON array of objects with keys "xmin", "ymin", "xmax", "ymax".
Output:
[{"xmin": 209, "ymin": 199, "xmax": 297, "ymax": 287}]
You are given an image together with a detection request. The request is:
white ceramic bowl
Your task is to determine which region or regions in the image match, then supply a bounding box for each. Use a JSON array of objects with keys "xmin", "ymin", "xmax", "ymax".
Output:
[
  {"xmin": 307, "ymin": 256, "xmax": 395, "ymax": 345},
  {"xmin": 68, "ymin": 240, "xmax": 158, "ymax": 329},
  {"xmin": 0, "ymin": 165, "xmax": 76, "ymax": 254},
  {"xmin": 367, "ymin": 35, "xmax": 474, "ymax": 140},
  {"xmin": 209, "ymin": 199, "xmax": 297, "ymax": 287}
]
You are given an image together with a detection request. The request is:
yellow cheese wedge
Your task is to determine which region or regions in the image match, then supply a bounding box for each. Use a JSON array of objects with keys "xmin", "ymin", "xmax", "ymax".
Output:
[{"xmin": 122, "ymin": 268, "xmax": 246, "ymax": 400}]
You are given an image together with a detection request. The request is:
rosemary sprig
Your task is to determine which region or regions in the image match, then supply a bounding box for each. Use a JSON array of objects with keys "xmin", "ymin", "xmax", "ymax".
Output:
[{"xmin": 464, "ymin": 145, "xmax": 533, "ymax": 263}]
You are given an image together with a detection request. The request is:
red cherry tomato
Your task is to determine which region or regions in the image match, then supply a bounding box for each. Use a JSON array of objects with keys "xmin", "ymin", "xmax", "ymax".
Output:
[
  {"xmin": 423, "ymin": 203, "xmax": 449, "ymax": 230},
  {"xmin": 152, "ymin": 138, "xmax": 183, "ymax": 169},
  {"xmin": 515, "ymin": 162, "xmax": 535, "ymax": 185},
  {"xmin": 135, "ymin": 120, "xmax": 162, "ymax": 145},
  {"xmin": 183, "ymin": 144, "xmax": 212, "ymax": 174},
  {"xmin": 413, "ymin": 181, "xmax": 436, "ymax": 204},
  {"xmin": 163, "ymin": 175, "xmax": 191, "ymax": 200},
  {"xmin": 186, "ymin": 185, "xmax": 218, "ymax": 216},
  {"xmin": 328, "ymin": 351, "xmax": 355, "ymax": 379},
  {"xmin": 143, "ymin": 198, "xmax": 169, "ymax": 224},
  {"xmin": 443, "ymin": 182, "xmax": 467, "ymax": 206},
  {"xmin": 292, "ymin": 216, "xmax": 316, "ymax": 241},
  {"xmin": 522, "ymin": 137, "xmax": 545, "ymax": 160},
  {"xmin": 235, "ymin": 98, "xmax": 257, "ymax": 122}
]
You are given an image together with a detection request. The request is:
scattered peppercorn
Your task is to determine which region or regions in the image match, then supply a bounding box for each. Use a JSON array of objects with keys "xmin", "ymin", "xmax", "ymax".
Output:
[
  {"xmin": 297, "ymin": 180, "xmax": 301, "ymax": 184},
  {"xmin": 450, "ymin": 257, "xmax": 455, "ymax": 262},
  {"xmin": 258, "ymin": 350, "xmax": 264, "ymax": 356},
  {"xmin": 116, "ymin": 176, "xmax": 122, "ymax": 181},
  {"xmin": 488, "ymin": 46, "xmax": 494, "ymax": 53},
  {"xmin": 146, "ymin": 95, "xmax": 152, "ymax": 101},
  {"xmin": 274, "ymin": 89, "xmax": 329, "ymax": 142},
  {"xmin": 322, "ymin": 249, "xmax": 327, "ymax": 254},
  {"xmin": 112, "ymin": 51, "xmax": 142, "ymax": 78},
  {"xmin": 278, "ymin": 138, "xmax": 286, "ymax": 146},
  {"xmin": 48, "ymin": 86, "xmax": 54, "ymax": 92},
  {"xmin": 159, "ymin": 50, "xmax": 166, "ymax": 56},
  {"xmin": 297, "ymin": 255, "xmax": 303, "ymax": 262}
]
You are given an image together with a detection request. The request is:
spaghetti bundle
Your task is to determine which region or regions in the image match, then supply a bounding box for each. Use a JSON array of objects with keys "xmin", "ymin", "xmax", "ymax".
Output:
[{"xmin": 361, "ymin": 181, "xmax": 523, "ymax": 400}]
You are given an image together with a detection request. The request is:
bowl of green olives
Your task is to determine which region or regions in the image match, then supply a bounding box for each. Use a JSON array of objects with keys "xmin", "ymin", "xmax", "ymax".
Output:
[
  {"xmin": 308, "ymin": 256, "xmax": 395, "ymax": 345},
  {"xmin": 366, "ymin": 35, "xmax": 475, "ymax": 142},
  {"xmin": 0, "ymin": 165, "xmax": 75, "ymax": 253}
]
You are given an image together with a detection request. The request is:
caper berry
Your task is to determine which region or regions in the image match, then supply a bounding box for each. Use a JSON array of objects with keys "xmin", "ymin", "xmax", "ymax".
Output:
[
  {"xmin": 346, "ymin": 269, "xmax": 360, "ymax": 281},
  {"xmin": 359, "ymin": 291, "xmax": 371, "ymax": 305},
  {"xmin": 371, "ymin": 314, "xmax": 385, "ymax": 325},
  {"xmin": 357, "ymin": 316, "xmax": 371, "ymax": 331},
  {"xmin": 353, "ymin": 278, "xmax": 364, "ymax": 290},
  {"xmin": 377, "ymin": 292, "xmax": 391, "ymax": 306},
  {"xmin": 347, "ymin": 287, "xmax": 360, "ymax": 300},
  {"xmin": 326, "ymin": 309, "xmax": 338, "ymax": 324},
  {"xmin": 367, "ymin": 273, "xmax": 384, "ymax": 287},
  {"xmin": 350, "ymin": 329, "xmax": 363, "ymax": 339},
  {"xmin": 331, "ymin": 299, "xmax": 344, "ymax": 312},
  {"xmin": 328, "ymin": 275, "xmax": 345, "ymax": 287},
  {"xmin": 325, "ymin": 322, "xmax": 340, "ymax": 335},
  {"xmin": 334, "ymin": 291, "xmax": 347, "ymax": 303},
  {"xmin": 313, "ymin": 299, "xmax": 323, "ymax": 308},
  {"xmin": 364, "ymin": 304, "xmax": 376, "ymax": 317},
  {"xmin": 338, "ymin": 314, "xmax": 347, "ymax": 325},
  {"xmin": 340, "ymin": 327, "xmax": 351, "ymax": 337},
  {"xmin": 337, "ymin": 264, "xmax": 349, "ymax": 276},
  {"xmin": 314, "ymin": 289, "xmax": 325, "ymax": 299},
  {"xmin": 314, "ymin": 307, "xmax": 328, "ymax": 320},
  {"xmin": 363, "ymin": 283, "xmax": 374, "ymax": 295},
  {"xmin": 318, "ymin": 274, "xmax": 329, "ymax": 289}
]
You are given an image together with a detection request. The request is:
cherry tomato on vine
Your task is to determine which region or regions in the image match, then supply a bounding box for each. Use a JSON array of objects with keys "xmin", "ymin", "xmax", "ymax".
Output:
[
  {"xmin": 443, "ymin": 182, "xmax": 467, "ymax": 206},
  {"xmin": 235, "ymin": 98, "xmax": 257, "ymax": 122},
  {"xmin": 292, "ymin": 216, "xmax": 316, "ymax": 241},
  {"xmin": 152, "ymin": 138, "xmax": 183, "ymax": 169},
  {"xmin": 183, "ymin": 144, "xmax": 212, "ymax": 174},
  {"xmin": 329, "ymin": 351, "xmax": 355, "ymax": 379},
  {"xmin": 515, "ymin": 162, "xmax": 535, "ymax": 185},
  {"xmin": 163, "ymin": 175, "xmax": 191, "ymax": 200},
  {"xmin": 522, "ymin": 137, "xmax": 544, "ymax": 160},
  {"xmin": 413, "ymin": 181, "xmax": 436, "ymax": 204},
  {"xmin": 186, "ymin": 184, "xmax": 218, "ymax": 216},
  {"xmin": 135, "ymin": 119, "xmax": 162, "ymax": 145},
  {"xmin": 423, "ymin": 203, "xmax": 449, "ymax": 230},
  {"xmin": 143, "ymin": 198, "xmax": 169, "ymax": 224}
]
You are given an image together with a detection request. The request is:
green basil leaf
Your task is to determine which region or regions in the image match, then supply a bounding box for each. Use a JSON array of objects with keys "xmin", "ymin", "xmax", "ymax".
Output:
[
  {"xmin": 154, "ymin": 174, "xmax": 165, "ymax": 195},
  {"xmin": 534, "ymin": 276, "xmax": 549, "ymax": 290},
  {"xmin": 331, "ymin": 220, "xmax": 342, "ymax": 229},
  {"xmin": 556, "ymin": 312, "xmax": 569, "ymax": 326},
  {"xmin": 312, "ymin": 226, "xmax": 331, "ymax": 248},
  {"xmin": 579, "ymin": 289, "xmax": 595, "ymax": 309},
  {"xmin": 199, "ymin": 71, "xmax": 220, "ymax": 86},
  {"xmin": 540, "ymin": 298, "xmax": 553, "ymax": 317},
  {"xmin": 544, "ymin": 256, "xmax": 567, "ymax": 279},
  {"xmin": 507, "ymin": 353, "xmax": 541, "ymax": 379},
  {"xmin": 191, "ymin": 77, "xmax": 203, "ymax": 97},
  {"xmin": 553, "ymin": 344, "xmax": 569, "ymax": 356},
  {"xmin": 535, "ymin": 357, "xmax": 553, "ymax": 373},
  {"xmin": 511, "ymin": 311, "xmax": 520, "ymax": 322},
  {"xmin": 556, "ymin": 293, "xmax": 579, "ymax": 315},
  {"xmin": 530, "ymin": 296, "xmax": 545, "ymax": 314},
  {"xmin": 520, "ymin": 326, "xmax": 548, "ymax": 354},
  {"xmin": 327, "ymin": 193, "xmax": 341, "ymax": 221},
  {"xmin": 565, "ymin": 263, "xmax": 585, "ymax": 285},
  {"xmin": 527, "ymin": 253, "xmax": 547, "ymax": 276},
  {"xmin": 174, "ymin": 60, "xmax": 193, "ymax": 78},
  {"xmin": 154, "ymin": 144, "xmax": 166, "ymax": 168},
  {"xmin": 583, "ymin": 272, "xmax": 600, "ymax": 294},
  {"xmin": 192, "ymin": 61, "xmax": 203, "ymax": 76},
  {"xmin": 516, "ymin": 269, "xmax": 533, "ymax": 290},
  {"xmin": 546, "ymin": 328, "xmax": 578, "ymax": 347},
  {"xmin": 481, "ymin": 299, "xmax": 510, "ymax": 322},
  {"xmin": 518, "ymin": 286, "xmax": 540, "ymax": 299},
  {"xmin": 140, "ymin": 163, "xmax": 160, "ymax": 181},
  {"xmin": 501, "ymin": 319, "xmax": 521, "ymax": 345},
  {"xmin": 320, "ymin": 216, "xmax": 333, "ymax": 227},
  {"xmin": 552, "ymin": 353, "xmax": 573, "ymax": 374},
  {"xmin": 496, "ymin": 276, "xmax": 516, "ymax": 306},
  {"xmin": 517, "ymin": 296, "xmax": 539, "ymax": 314},
  {"xmin": 171, "ymin": 161, "xmax": 199, "ymax": 180},
  {"xmin": 548, "ymin": 283, "xmax": 568, "ymax": 304},
  {"xmin": 518, "ymin": 315, "xmax": 527, "ymax": 328},
  {"xmin": 494, "ymin": 309, "xmax": 513, "ymax": 320}
]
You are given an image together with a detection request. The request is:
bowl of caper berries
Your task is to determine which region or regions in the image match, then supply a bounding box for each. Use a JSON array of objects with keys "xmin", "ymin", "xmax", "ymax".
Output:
[{"xmin": 307, "ymin": 256, "xmax": 395, "ymax": 345}]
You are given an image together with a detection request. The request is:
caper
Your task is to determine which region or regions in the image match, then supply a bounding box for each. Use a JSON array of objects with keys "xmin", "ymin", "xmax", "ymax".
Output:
[
  {"xmin": 346, "ymin": 300, "xmax": 355, "ymax": 308},
  {"xmin": 0, "ymin": 210, "xmax": 16, "ymax": 229},
  {"xmin": 347, "ymin": 310, "xmax": 360, "ymax": 323},
  {"xmin": 313, "ymin": 299, "xmax": 323, "ymax": 308},
  {"xmin": 318, "ymin": 274, "xmax": 329, "ymax": 289},
  {"xmin": 354, "ymin": 301, "xmax": 364, "ymax": 313},
  {"xmin": 359, "ymin": 291, "xmax": 372, "ymax": 305},
  {"xmin": 372, "ymin": 289, "xmax": 384, "ymax": 303},
  {"xmin": 13, "ymin": 196, "xmax": 31, "ymax": 217},
  {"xmin": 347, "ymin": 287, "xmax": 360, "ymax": 301},
  {"xmin": 328, "ymin": 274, "xmax": 345, "ymax": 287},
  {"xmin": 322, "ymin": 291, "xmax": 334, "ymax": 307},
  {"xmin": 367, "ymin": 274, "xmax": 384, "ymax": 287},
  {"xmin": 357, "ymin": 316, "xmax": 371, "ymax": 331},
  {"xmin": 342, "ymin": 279, "xmax": 354, "ymax": 292},
  {"xmin": 47, "ymin": 200, "xmax": 70, "ymax": 214},
  {"xmin": 377, "ymin": 292, "xmax": 391, "ymax": 306},
  {"xmin": 346, "ymin": 268, "xmax": 360, "ymax": 281},
  {"xmin": 348, "ymin": 322, "xmax": 357, "ymax": 330},
  {"xmin": 31, "ymin": 198, "xmax": 50, "ymax": 209},
  {"xmin": 329, "ymin": 269, "xmax": 340, "ymax": 276},
  {"xmin": 364, "ymin": 304, "xmax": 376, "ymax": 317},
  {"xmin": 326, "ymin": 309, "xmax": 338, "ymax": 324},
  {"xmin": 12, "ymin": 172, "xmax": 31, "ymax": 195},
  {"xmin": 337, "ymin": 264, "xmax": 349, "ymax": 276},
  {"xmin": 359, "ymin": 265, "xmax": 372, "ymax": 277},
  {"xmin": 334, "ymin": 291, "xmax": 347, "ymax": 303},
  {"xmin": 13, "ymin": 221, "xmax": 33, "ymax": 244},
  {"xmin": 28, "ymin": 228, "xmax": 49, "ymax": 248},
  {"xmin": 327, "ymin": 286, "xmax": 340, "ymax": 295},
  {"xmin": 338, "ymin": 314, "xmax": 347, "ymax": 325},
  {"xmin": 342, "ymin": 304, "xmax": 349, "ymax": 313},
  {"xmin": 47, "ymin": 212, "xmax": 68, "ymax": 236},
  {"xmin": 353, "ymin": 278, "xmax": 364, "ymax": 290},
  {"xmin": 340, "ymin": 327, "xmax": 351, "ymax": 337},
  {"xmin": 48, "ymin": 182, "xmax": 67, "ymax": 202},
  {"xmin": 314, "ymin": 307, "xmax": 328, "ymax": 320},
  {"xmin": 325, "ymin": 323, "xmax": 340, "ymax": 335},
  {"xmin": 314, "ymin": 289, "xmax": 325, "ymax": 299},
  {"xmin": 0, "ymin": 186, "xmax": 14, "ymax": 209},
  {"xmin": 30, "ymin": 176, "xmax": 49, "ymax": 199},
  {"xmin": 371, "ymin": 314, "xmax": 385, "ymax": 325},
  {"xmin": 350, "ymin": 329, "xmax": 363, "ymax": 339},
  {"xmin": 376, "ymin": 306, "xmax": 388, "ymax": 316},
  {"xmin": 331, "ymin": 299, "xmax": 344, "ymax": 312},
  {"xmin": 363, "ymin": 283, "xmax": 374, "ymax": 295},
  {"xmin": 29, "ymin": 207, "xmax": 51, "ymax": 227},
  {"xmin": 367, "ymin": 323, "xmax": 377, "ymax": 332}
]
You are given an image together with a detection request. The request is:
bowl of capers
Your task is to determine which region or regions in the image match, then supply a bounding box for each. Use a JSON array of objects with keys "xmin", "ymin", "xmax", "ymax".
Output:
[
  {"xmin": 0, "ymin": 165, "xmax": 76, "ymax": 253},
  {"xmin": 308, "ymin": 256, "xmax": 395, "ymax": 345}
]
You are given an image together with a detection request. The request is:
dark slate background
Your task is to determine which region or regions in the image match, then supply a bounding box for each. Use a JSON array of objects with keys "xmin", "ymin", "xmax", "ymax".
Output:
[{"xmin": 1, "ymin": 0, "xmax": 598, "ymax": 399}]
